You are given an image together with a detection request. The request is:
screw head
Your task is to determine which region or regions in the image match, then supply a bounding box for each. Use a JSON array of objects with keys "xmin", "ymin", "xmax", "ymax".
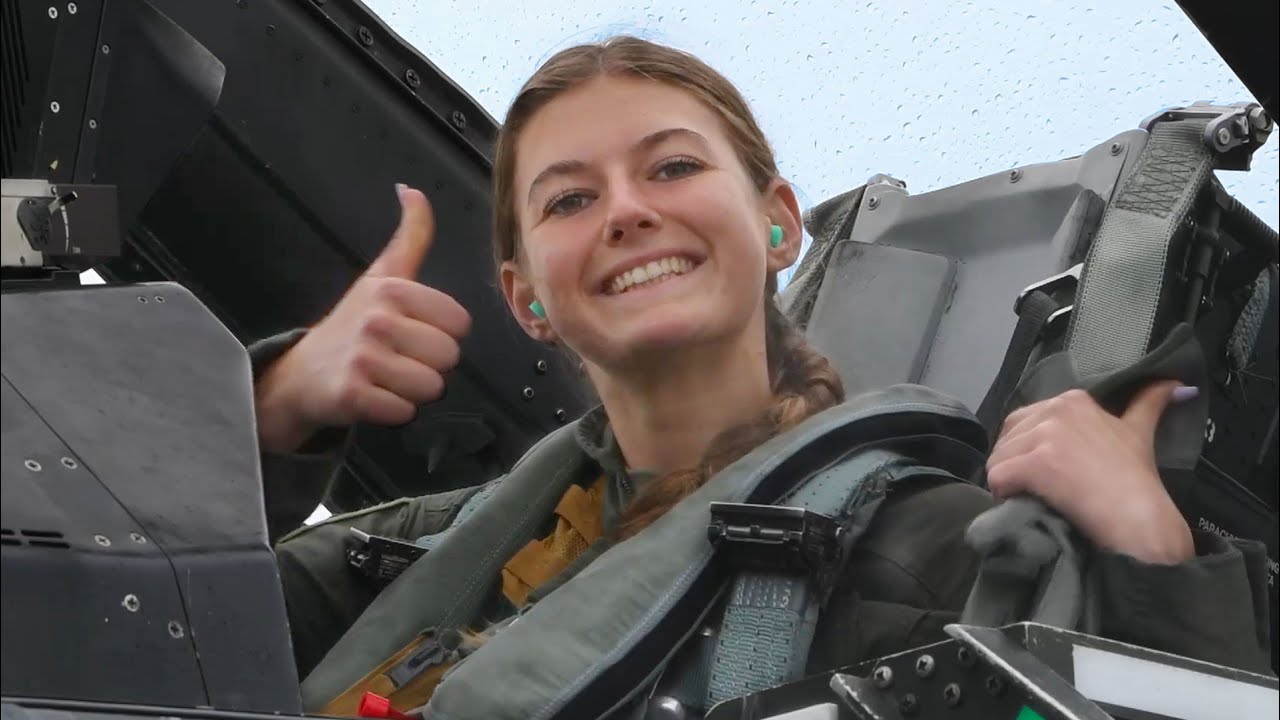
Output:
[
  {"xmin": 1110, "ymin": 141, "xmax": 1123, "ymax": 155},
  {"xmin": 168, "ymin": 620, "xmax": 184, "ymax": 638},
  {"xmin": 137, "ymin": 296, "xmax": 149, "ymax": 303},
  {"xmin": 1247, "ymin": 107, "xmax": 1272, "ymax": 131},
  {"xmin": 898, "ymin": 693, "xmax": 920, "ymax": 716},
  {"xmin": 130, "ymin": 532, "xmax": 147, "ymax": 544},
  {"xmin": 535, "ymin": 359, "xmax": 549, "ymax": 374},
  {"xmin": 554, "ymin": 408, "xmax": 568, "ymax": 423},
  {"xmin": 943, "ymin": 683, "xmax": 962, "ymax": 707},
  {"xmin": 450, "ymin": 110, "xmax": 468, "ymax": 130},
  {"xmin": 872, "ymin": 665, "xmax": 894, "ymax": 689},
  {"xmin": 24, "ymin": 459, "xmax": 42, "ymax": 472},
  {"xmin": 94, "ymin": 534, "xmax": 111, "ymax": 546},
  {"xmin": 265, "ymin": 24, "xmax": 275, "ymax": 36},
  {"xmin": 68, "ymin": 2, "xmax": 77, "ymax": 13},
  {"xmin": 48, "ymin": 7, "xmax": 58, "ymax": 18},
  {"xmin": 88, "ymin": 118, "xmax": 97, "ymax": 129},
  {"xmin": 357, "ymin": 26, "xmax": 373, "ymax": 46},
  {"xmin": 915, "ymin": 654, "xmax": 936, "ymax": 678},
  {"xmin": 956, "ymin": 645, "xmax": 976, "ymax": 667},
  {"xmin": 521, "ymin": 386, "xmax": 535, "ymax": 400},
  {"xmin": 154, "ymin": 296, "xmax": 165, "ymax": 303},
  {"xmin": 867, "ymin": 195, "xmax": 880, "ymax": 210},
  {"xmin": 50, "ymin": 101, "xmax": 61, "ymax": 113},
  {"xmin": 985, "ymin": 675, "xmax": 1006, "ymax": 696},
  {"xmin": 61, "ymin": 457, "xmax": 78, "ymax": 469},
  {"xmin": 101, "ymin": 43, "xmax": 110, "ymax": 54},
  {"xmin": 1216, "ymin": 127, "xmax": 1233, "ymax": 146},
  {"xmin": 404, "ymin": 68, "xmax": 421, "ymax": 88},
  {"xmin": 122, "ymin": 594, "xmax": 140, "ymax": 612},
  {"xmin": 1010, "ymin": 168, "xmax": 1023, "ymax": 183}
]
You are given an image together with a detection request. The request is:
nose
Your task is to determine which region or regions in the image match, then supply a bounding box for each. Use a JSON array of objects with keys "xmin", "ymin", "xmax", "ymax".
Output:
[{"xmin": 603, "ymin": 179, "xmax": 661, "ymax": 244}]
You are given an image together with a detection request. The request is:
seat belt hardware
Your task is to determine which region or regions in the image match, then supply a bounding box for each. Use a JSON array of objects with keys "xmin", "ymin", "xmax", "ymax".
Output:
[
  {"xmin": 707, "ymin": 502, "xmax": 846, "ymax": 600},
  {"xmin": 1140, "ymin": 101, "xmax": 1273, "ymax": 171},
  {"xmin": 1015, "ymin": 263, "xmax": 1082, "ymax": 315},
  {"xmin": 345, "ymin": 528, "xmax": 429, "ymax": 586}
]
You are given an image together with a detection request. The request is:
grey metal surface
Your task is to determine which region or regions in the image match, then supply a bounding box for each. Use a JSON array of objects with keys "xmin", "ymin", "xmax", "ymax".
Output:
[{"xmin": 811, "ymin": 129, "xmax": 1147, "ymax": 411}]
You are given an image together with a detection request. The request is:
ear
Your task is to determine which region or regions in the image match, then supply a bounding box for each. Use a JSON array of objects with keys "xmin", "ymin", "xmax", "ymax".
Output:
[
  {"xmin": 500, "ymin": 260, "xmax": 559, "ymax": 343},
  {"xmin": 762, "ymin": 179, "xmax": 804, "ymax": 273}
]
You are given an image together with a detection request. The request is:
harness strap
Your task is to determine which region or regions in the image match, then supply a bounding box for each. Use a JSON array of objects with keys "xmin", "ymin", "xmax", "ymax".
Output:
[{"xmin": 703, "ymin": 451, "xmax": 951, "ymax": 709}]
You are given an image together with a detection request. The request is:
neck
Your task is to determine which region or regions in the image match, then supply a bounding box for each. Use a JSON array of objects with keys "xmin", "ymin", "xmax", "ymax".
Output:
[{"xmin": 587, "ymin": 325, "xmax": 775, "ymax": 476}]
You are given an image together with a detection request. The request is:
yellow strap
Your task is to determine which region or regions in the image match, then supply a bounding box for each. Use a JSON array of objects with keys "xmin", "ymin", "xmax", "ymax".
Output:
[{"xmin": 500, "ymin": 475, "xmax": 606, "ymax": 607}]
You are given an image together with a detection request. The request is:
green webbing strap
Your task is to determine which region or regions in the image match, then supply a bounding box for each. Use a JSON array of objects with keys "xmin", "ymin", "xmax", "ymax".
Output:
[
  {"xmin": 704, "ymin": 450, "xmax": 929, "ymax": 708},
  {"xmin": 1067, "ymin": 119, "xmax": 1215, "ymax": 374}
]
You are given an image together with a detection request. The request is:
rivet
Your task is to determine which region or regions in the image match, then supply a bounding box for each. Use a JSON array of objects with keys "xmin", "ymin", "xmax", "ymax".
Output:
[
  {"xmin": 154, "ymin": 296, "xmax": 165, "ymax": 303},
  {"xmin": 898, "ymin": 693, "xmax": 920, "ymax": 716},
  {"xmin": 943, "ymin": 683, "xmax": 962, "ymax": 707},
  {"xmin": 48, "ymin": 6, "xmax": 58, "ymax": 18},
  {"xmin": 60, "ymin": 457, "xmax": 78, "ymax": 469},
  {"xmin": 915, "ymin": 654, "xmax": 936, "ymax": 678},
  {"xmin": 1109, "ymin": 142, "xmax": 1123, "ymax": 155},
  {"xmin": 404, "ymin": 69, "xmax": 421, "ymax": 88},
  {"xmin": 1009, "ymin": 168, "xmax": 1022, "ymax": 183},
  {"xmin": 956, "ymin": 645, "xmax": 975, "ymax": 668},
  {"xmin": 130, "ymin": 532, "xmax": 147, "ymax": 544},
  {"xmin": 867, "ymin": 196, "xmax": 880, "ymax": 210},
  {"xmin": 122, "ymin": 594, "xmax": 140, "ymax": 612},
  {"xmin": 168, "ymin": 620, "xmax": 184, "ymax": 638},
  {"xmin": 1215, "ymin": 127, "xmax": 1232, "ymax": 146},
  {"xmin": 88, "ymin": 118, "xmax": 97, "ymax": 129},
  {"xmin": 357, "ymin": 26, "xmax": 373, "ymax": 46},
  {"xmin": 67, "ymin": 3, "xmax": 77, "ymax": 14},
  {"xmin": 521, "ymin": 387, "xmax": 535, "ymax": 400},
  {"xmin": 25, "ymin": 459, "xmax": 42, "ymax": 472},
  {"xmin": 535, "ymin": 359, "xmax": 548, "ymax": 374},
  {"xmin": 50, "ymin": 101, "xmax": 61, "ymax": 113},
  {"xmin": 872, "ymin": 665, "xmax": 893, "ymax": 689},
  {"xmin": 94, "ymin": 534, "xmax": 111, "ymax": 546},
  {"xmin": 101, "ymin": 43, "xmax": 110, "ymax": 54},
  {"xmin": 450, "ymin": 110, "xmax": 468, "ymax": 130},
  {"xmin": 265, "ymin": 24, "xmax": 275, "ymax": 36},
  {"xmin": 137, "ymin": 296, "xmax": 148, "ymax": 303}
]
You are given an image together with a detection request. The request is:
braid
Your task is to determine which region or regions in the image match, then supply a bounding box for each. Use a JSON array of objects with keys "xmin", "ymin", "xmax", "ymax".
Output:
[{"xmin": 615, "ymin": 294, "xmax": 845, "ymax": 539}]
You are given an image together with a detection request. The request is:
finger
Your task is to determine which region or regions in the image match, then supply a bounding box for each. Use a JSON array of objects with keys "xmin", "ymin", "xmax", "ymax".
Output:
[
  {"xmin": 355, "ymin": 385, "xmax": 418, "ymax": 427},
  {"xmin": 1121, "ymin": 380, "xmax": 1181, "ymax": 437},
  {"xmin": 985, "ymin": 451, "xmax": 1039, "ymax": 500},
  {"xmin": 996, "ymin": 396, "xmax": 1052, "ymax": 442},
  {"xmin": 381, "ymin": 279, "xmax": 472, "ymax": 339},
  {"xmin": 367, "ymin": 185, "xmax": 436, "ymax": 280},
  {"xmin": 383, "ymin": 315, "xmax": 462, "ymax": 372},
  {"xmin": 986, "ymin": 420, "xmax": 1044, "ymax": 471},
  {"xmin": 366, "ymin": 352, "xmax": 447, "ymax": 405}
]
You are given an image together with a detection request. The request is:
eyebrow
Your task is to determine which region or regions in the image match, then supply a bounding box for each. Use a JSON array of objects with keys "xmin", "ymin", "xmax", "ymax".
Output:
[{"xmin": 525, "ymin": 127, "xmax": 711, "ymax": 207}]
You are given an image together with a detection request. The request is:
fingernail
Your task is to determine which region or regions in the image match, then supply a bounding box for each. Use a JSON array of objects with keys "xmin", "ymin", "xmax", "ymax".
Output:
[
  {"xmin": 394, "ymin": 182, "xmax": 407, "ymax": 198},
  {"xmin": 1172, "ymin": 385, "xmax": 1200, "ymax": 403}
]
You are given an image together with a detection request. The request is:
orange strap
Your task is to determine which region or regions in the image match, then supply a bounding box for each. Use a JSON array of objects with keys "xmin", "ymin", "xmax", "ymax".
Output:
[{"xmin": 501, "ymin": 474, "xmax": 607, "ymax": 607}]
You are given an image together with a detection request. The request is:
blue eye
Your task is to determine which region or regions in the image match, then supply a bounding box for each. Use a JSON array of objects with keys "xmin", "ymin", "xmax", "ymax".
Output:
[
  {"xmin": 546, "ymin": 191, "xmax": 591, "ymax": 217},
  {"xmin": 654, "ymin": 156, "xmax": 703, "ymax": 180}
]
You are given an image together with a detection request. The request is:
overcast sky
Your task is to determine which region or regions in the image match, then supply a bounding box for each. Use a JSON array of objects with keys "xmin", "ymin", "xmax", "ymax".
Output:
[{"xmin": 366, "ymin": 0, "xmax": 1277, "ymax": 283}]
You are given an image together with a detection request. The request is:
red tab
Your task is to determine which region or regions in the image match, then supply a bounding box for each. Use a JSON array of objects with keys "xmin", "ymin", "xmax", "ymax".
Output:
[{"xmin": 357, "ymin": 692, "xmax": 412, "ymax": 720}]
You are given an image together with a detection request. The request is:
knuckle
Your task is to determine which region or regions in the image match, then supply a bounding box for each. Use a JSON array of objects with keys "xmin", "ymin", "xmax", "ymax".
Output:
[{"xmin": 360, "ymin": 309, "xmax": 397, "ymax": 340}]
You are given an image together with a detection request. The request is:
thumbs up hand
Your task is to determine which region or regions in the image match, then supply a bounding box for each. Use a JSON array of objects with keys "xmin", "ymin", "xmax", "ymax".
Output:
[
  {"xmin": 255, "ymin": 185, "xmax": 472, "ymax": 453},
  {"xmin": 985, "ymin": 382, "xmax": 1196, "ymax": 565}
]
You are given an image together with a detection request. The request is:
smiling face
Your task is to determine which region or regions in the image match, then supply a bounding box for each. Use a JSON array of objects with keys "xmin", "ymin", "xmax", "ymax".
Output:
[{"xmin": 501, "ymin": 74, "xmax": 801, "ymax": 373}]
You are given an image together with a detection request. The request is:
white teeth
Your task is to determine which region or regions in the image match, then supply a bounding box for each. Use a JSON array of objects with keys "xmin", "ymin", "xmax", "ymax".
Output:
[{"xmin": 608, "ymin": 256, "xmax": 695, "ymax": 294}]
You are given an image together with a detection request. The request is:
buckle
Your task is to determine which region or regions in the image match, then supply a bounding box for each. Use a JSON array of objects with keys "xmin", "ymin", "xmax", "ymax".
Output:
[
  {"xmin": 345, "ymin": 528, "xmax": 429, "ymax": 586},
  {"xmin": 1014, "ymin": 263, "xmax": 1082, "ymax": 315},
  {"xmin": 1139, "ymin": 101, "xmax": 1273, "ymax": 171},
  {"xmin": 707, "ymin": 502, "xmax": 846, "ymax": 599}
]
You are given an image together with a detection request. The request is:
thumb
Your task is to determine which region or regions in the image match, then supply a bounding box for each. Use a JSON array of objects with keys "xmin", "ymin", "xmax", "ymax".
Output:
[
  {"xmin": 1121, "ymin": 379, "xmax": 1182, "ymax": 436},
  {"xmin": 367, "ymin": 184, "xmax": 435, "ymax": 279}
]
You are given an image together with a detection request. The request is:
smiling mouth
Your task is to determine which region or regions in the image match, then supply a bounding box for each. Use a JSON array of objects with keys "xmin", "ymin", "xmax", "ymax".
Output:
[{"xmin": 603, "ymin": 256, "xmax": 700, "ymax": 295}]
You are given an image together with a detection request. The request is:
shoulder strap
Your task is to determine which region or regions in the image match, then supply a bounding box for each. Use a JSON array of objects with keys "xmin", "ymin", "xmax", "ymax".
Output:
[
  {"xmin": 413, "ymin": 478, "xmax": 503, "ymax": 551},
  {"xmin": 702, "ymin": 450, "xmax": 961, "ymax": 709}
]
